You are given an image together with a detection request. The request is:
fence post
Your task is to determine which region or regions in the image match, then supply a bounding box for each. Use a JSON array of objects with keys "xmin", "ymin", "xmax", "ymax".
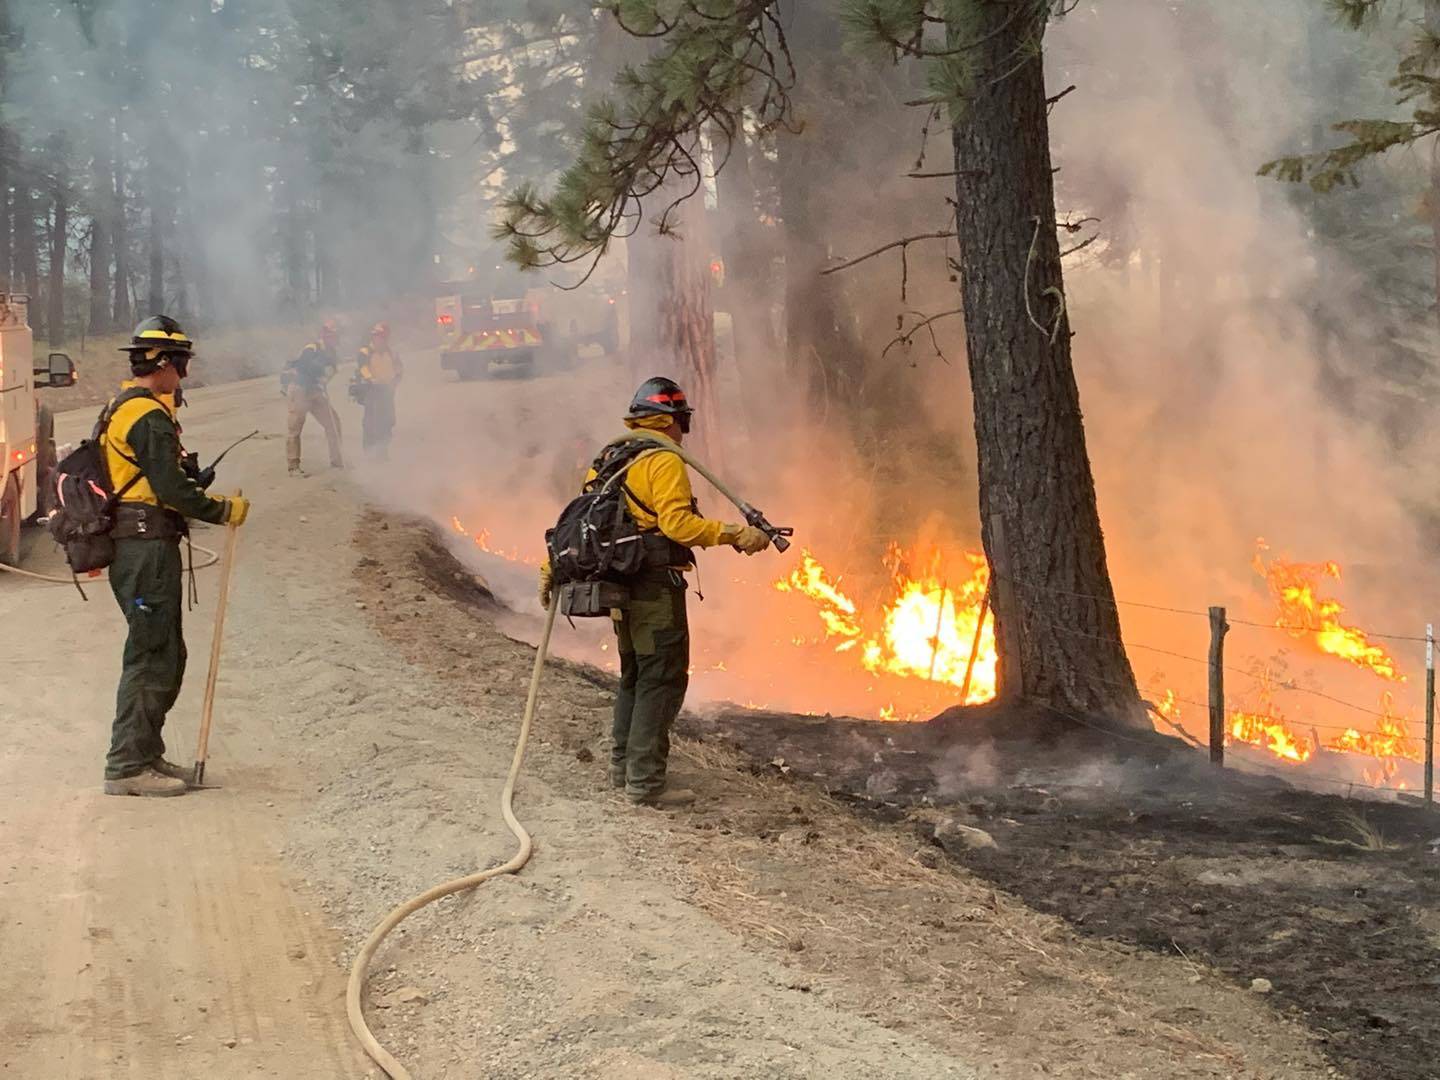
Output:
[
  {"xmin": 1426, "ymin": 624, "xmax": 1434, "ymax": 808},
  {"xmin": 1208, "ymin": 606, "xmax": 1228, "ymax": 767}
]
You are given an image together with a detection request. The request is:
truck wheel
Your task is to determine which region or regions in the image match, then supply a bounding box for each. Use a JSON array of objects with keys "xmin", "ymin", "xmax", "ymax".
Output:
[
  {"xmin": 32, "ymin": 405, "xmax": 56, "ymax": 520},
  {"xmin": 0, "ymin": 473, "xmax": 21, "ymax": 567}
]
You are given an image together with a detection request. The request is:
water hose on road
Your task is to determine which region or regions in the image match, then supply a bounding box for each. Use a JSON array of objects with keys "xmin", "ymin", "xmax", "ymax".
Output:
[
  {"xmin": 0, "ymin": 542, "xmax": 220, "ymax": 584},
  {"xmin": 346, "ymin": 431, "xmax": 791, "ymax": 1078},
  {"xmin": 346, "ymin": 595, "xmax": 559, "ymax": 1080}
]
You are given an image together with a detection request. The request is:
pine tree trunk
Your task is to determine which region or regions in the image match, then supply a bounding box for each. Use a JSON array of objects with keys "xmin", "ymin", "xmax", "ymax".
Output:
[
  {"xmin": 950, "ymin": 14, "xmax": 1141, "ymax": 722},
  {"xmin": 146, "ymin": 149, "xmax": 165, "ymax": 314},
  {"xmin": 111, "ymin": 124, "xmax": 132, "ymax": 329},
  {"xmin": 14, "ymin": 181, "xmax": 38, "ymax": 315},
  {"xmin": 88, "ymin": 157, "xmax": 112, "ymax": 334},
  {"xmin": 1427, "ymin": 2, "xmax": 1440, "ymax": 337},
  {"xmin": 777, "ymin": 7, "xmax": 868, "ymax": 409},
  {"xmin": 0, "ymin": 136, "xmax": 10, "ymax": 293},
  {"xmin": 628, "ymin": 189, "xmax": 719, "ymax": 439},
  {"xmin": 712, "ymin": 120, "xmax": 776, "ymax": 367},
  {"xmin": 47, "ymin": 174, "xmax": 67, "ymax": 346},
  {"xmin": 779, "ymin": 126, "xmax": 864, "ymax": 407}
]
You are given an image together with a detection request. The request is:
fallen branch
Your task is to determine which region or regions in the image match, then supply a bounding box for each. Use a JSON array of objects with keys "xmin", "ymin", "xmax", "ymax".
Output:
[{"xmin": 822, "ymin": 231, "xmax": 957, "ymax": 276}]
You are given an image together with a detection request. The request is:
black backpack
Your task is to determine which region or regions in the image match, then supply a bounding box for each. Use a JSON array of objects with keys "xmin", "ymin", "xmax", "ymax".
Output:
[
  {"xmin": 47, "ymin": 389, "xmax": 151, "ymax": 576},
  {"xmin": 545, "ymin": 441, "xmax": 658, "ymax": 590}
]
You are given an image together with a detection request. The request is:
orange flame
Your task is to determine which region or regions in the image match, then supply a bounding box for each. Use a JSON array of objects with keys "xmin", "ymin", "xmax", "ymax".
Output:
[
  {"xmin": 1327, "ymin": 692, "xmax": 1423, "ymax": 788},
  {"xmin": 451, "ymin": 516, "xmax": 541, "ymax": 566},
  {"xmin": 776, "ymin": 545, "xmax": 997, "ymax": 708},
  {"xmin": 1254, "ymin": 540, "xmax": 1403, "ymax": 682}
]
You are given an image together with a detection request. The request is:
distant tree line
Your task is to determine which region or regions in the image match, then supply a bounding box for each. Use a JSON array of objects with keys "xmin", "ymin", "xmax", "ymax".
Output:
[{"xmin": 0, "ymin": 0, "xmax": 504, "ymax": 344}]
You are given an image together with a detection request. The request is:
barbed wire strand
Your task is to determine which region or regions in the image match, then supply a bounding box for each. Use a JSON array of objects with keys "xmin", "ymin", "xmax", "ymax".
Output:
[{"xmin": 997, "ymin": 572, "xmax": 1433, "ymax": 644}]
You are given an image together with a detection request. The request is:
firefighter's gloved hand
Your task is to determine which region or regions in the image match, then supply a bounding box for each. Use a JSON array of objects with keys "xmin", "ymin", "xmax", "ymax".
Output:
[
  {"xmin": 538, "ymin": 562, "xmax": 553, "ymax": 609},
  {"xmin": 730, "ymin": 525, "xmax": 770, "ymax": 555},
  {"xmin": 225, "ymin": 496, "xmax": 251, "ymax": 527}
]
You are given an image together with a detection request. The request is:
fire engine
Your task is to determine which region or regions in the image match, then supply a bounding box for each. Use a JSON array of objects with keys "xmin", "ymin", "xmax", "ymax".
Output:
[
  {"xmin": 436, "ymin": 291, "xmax": 555, "ymax": 381},
  {"xmin": 0, "ymin": 294, "xmax": 76, "ymax": 565}
]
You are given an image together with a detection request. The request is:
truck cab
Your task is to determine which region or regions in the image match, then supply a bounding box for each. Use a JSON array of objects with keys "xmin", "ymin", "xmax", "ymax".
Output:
[{"xmin": 0, "ymin": 294, "xmax": 77, "ymax": 564}]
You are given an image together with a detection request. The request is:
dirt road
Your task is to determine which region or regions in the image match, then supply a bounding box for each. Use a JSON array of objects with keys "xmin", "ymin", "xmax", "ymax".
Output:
[
  {"xmin": 1, "ymin": 380, "xmax": 369, "ymax": 1077},
  {"xmin": 1, "ymin": 362, "xmax": 1334, "ymax": 1079}
]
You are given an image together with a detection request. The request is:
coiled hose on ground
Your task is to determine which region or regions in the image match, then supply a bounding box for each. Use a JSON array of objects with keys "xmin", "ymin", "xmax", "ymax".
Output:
[{"xmin": 345, "ymin": 431, "xmax": 788, "ymax": 1078}]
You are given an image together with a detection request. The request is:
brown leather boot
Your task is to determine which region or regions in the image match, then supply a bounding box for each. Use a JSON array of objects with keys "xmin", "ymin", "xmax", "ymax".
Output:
[
  {"xmin": 631, "ymin": 787, "xmax": 695, "ymax": 809},
  {"xmin": 103, "ymin": 769, "xmax": 187, "ymax": 798},
  {"xmin": 150, "ymin": 759, "xmax": 196, "ymax": 785}
]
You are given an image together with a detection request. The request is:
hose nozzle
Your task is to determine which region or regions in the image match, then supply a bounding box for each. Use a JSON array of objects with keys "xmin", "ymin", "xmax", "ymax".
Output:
[{"xmin": 742, "ymin": 505, "xmax": 793, "ymax": 553}]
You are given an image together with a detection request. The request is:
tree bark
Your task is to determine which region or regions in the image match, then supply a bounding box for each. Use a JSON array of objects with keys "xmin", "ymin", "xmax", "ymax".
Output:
[
  {"xmin": 88, "ymin": 156, "xmax": 112, "ymax": 334},
  {"xmin": 628, "ymin": 187, "xmax": 719, "ymax": 441},
  {"xmin": 1427, "ymin": 2, "xmax": 1440, "ymax": 337},
  {"xmin": 0, "ymin": 144, "xmax": 9, "ymax": 294},
  {"xmin": 13, "ymin": 180, "xmax": 38, "ymax": 311},
  {"xmin": 950, "ymin": 12, "xmax": 1141, "ymax": 722},
  {"xmin": 146, "ymin": 149, "xmax": 165, "ymax": 315},
  {"xmin": 47, "ymin": 168, "xmax": 68, "ymax": 345},
  {"xmin": 111, "ymin": 122, "xmax": 132, "ymax": 329},
  {"xmin": 711, "ymin": 119, "xmax": 776, "ymax": 368},
  {"xmin": 779, "ymin": 123, "xmax": 865, "ymax": 407}
]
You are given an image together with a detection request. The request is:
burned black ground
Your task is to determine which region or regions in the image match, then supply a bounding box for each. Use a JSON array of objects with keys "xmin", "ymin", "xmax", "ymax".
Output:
[{"xmin": 690, "ymin": 704, "xmax": 1440, "ymax": 1080}]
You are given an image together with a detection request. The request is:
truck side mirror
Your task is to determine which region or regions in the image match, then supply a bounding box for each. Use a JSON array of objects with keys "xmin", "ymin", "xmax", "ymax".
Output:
[{"xmin": 46, "ymin": 352, "xmax": 77, "ymax": 388}]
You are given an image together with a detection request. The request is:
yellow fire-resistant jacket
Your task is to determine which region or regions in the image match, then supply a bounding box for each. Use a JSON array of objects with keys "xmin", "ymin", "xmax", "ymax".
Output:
[
  {"xmin": 357, "ymin": 345, "xmax": 402, "ymax": 386},
  {"xmin": 586, "ymin": 424, "xmax": 734, "ymax": 551},
  {"xmin": 102, "ymin": 381, "xmax": 228, "ymax": 522}
]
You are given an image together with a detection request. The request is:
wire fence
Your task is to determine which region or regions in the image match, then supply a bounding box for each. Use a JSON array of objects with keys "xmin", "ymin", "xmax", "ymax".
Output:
[{"xmin": 988, "ymin": 571, "xmax": 1434, "ymax": 799}]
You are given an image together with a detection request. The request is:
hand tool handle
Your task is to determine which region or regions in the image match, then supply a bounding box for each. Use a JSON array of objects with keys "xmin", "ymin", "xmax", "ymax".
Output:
[{"xmin": 193, "ymin": 489, "xmax": 243, "ymax": 784}]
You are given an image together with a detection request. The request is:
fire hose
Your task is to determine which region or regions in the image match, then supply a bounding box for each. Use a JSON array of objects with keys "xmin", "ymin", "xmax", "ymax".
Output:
[
  {"xmin": 0, "ymin": 542, "xmax": 220, "ymax": 583},
  {"xmin": 346, "ymin": 434, "xmax": 792, "ymax": 1079},
  {"xmin": 0, "ymin": 435, "xmax": 254, "ymax": 586}
]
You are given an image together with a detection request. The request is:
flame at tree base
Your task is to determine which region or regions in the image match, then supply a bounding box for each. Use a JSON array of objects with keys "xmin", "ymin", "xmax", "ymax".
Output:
[{"xmin": 776, "ymin": 545, "xmax": 998, "ymax": 711}]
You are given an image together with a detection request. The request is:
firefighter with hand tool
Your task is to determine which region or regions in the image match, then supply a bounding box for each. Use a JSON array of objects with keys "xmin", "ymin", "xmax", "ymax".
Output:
[
  {"xmin": 281, "ymin": 317, "xmax": 345, "ymax": 476},
  {"xmin": 539, "ymin": 377, "xmax": 770, "ymax": 808},
  {"xmin": 102, "ymin": 316, "xmax": 250, "ymax": 798}
]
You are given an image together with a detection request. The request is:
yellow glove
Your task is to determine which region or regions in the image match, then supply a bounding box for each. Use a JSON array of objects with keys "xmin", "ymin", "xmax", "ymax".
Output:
[
  {"xmin": 225, "ymin": 496, "xmax": 251, "ymax": 527},
  {"xmin": 538, "ymin": 562, "xmax": 554, "ymax": 609},
  {"xmin": 730, "ymin": 525, "xmax": 770, "ymax": 555}
]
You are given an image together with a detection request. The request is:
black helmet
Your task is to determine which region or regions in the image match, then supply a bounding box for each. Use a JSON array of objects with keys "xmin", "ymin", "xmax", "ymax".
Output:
[
  {"xmin": 119, "ymin": 315, "xmax": 193, "ymax": 374},
  {"xmin": 626, "ymin": 376, "xmax": 693, "ymax": 432}
]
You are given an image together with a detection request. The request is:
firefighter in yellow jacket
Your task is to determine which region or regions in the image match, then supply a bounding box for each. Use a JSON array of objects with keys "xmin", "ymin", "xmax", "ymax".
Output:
[
  {"xmin": 352, "ymin": 321, "xmax": 403, "ymax": 459},
  {"xmin": 102, "ymin": 316, "xmax": 250, "ymax": 797},
  {"xmin": 539, "ymin": 377, "xmax": 769, "ymax": 807}
]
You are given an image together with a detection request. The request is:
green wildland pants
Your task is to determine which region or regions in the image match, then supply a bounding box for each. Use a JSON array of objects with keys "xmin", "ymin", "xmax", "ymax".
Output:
[
  {"xmin": 612, "ymin": 569, "xmax": 690, "ymax": 802},
  {"xmin": 107, "ymin": 538, "xmax": 186, "ymax": 780}
]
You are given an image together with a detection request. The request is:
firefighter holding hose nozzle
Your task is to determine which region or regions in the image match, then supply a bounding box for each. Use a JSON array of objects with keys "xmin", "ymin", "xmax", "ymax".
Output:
[{"xmin": 540, "ymin": 377, "xmax": 769, "ymax": 808}]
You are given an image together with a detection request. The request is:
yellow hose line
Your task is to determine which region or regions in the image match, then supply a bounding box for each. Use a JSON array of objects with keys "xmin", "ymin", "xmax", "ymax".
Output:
[
  {"xmin": 0, "ymin": 542, "xmax": 221, "ymax": 584},
  {"xmin": 346, "ymin": 595, "xmax": 560, "ymax": 1080}
]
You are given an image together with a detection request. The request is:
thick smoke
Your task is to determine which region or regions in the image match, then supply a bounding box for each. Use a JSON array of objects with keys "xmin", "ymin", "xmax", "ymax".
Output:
[{"xmin": 341, "ymin": 0, "xmax": 1436, "ymax": 781}]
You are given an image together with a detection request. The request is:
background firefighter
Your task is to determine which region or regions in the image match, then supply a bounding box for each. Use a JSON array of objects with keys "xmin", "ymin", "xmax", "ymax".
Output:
[
  {"xmin": 281, "ymin": 318, "xmax": 345, "ymax": 476},
  {"xmin": 352, "ymin": 321, "xmax": 403, "ymax": 460},
  {"xmin": 539, "ymin": 377, "xmax": 770, "ymax": 808},
  {"xmin": 103, "ymin": 316, "xmax": 251, "ymax": 798}
]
